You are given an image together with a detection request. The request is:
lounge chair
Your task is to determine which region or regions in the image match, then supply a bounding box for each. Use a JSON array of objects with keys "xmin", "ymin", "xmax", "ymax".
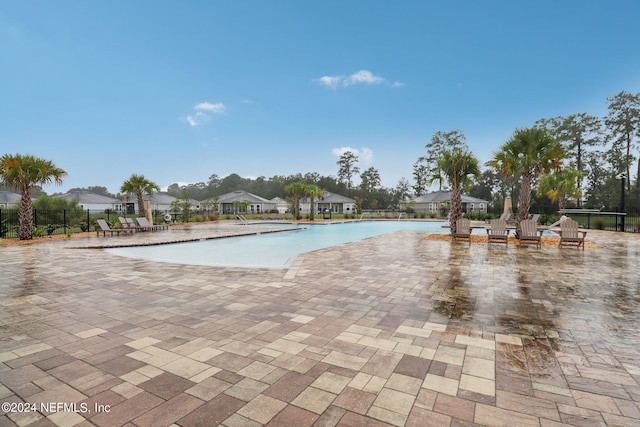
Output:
[
  {"xmin": 135, "ymin": 217, "xmax": 169, "ymax": 231},
  {"xmin": 118, "ymin": 217, "xmax": 142, "ymax": 231},
  {"xmin": 96, "ymin": 219, "xmax": 133, "ymax": 237},
  {"xmin": 545, "ymin": 215, "xmax": 569, "ymax": 229},
  {"xmin": 559, "ymin": 218, "xmax": 587, "ymax": 250},
  {"xmin": 519, "ymin": 219, "xmax": 542, "ymax": 248},
  {"xmin": 451, "ymin": 218, "xmax": 471, "ymax": 245},
  {"xmin": 530, "ymin": 213, "xmax": 540, "ymax": 224},
  {"xmin": 126, "ymin": 217, "xmax": 143, "ymax": 230},
  {"xmin": 486, "ymin": 219, "xmax": 509, "ymax": 246}
]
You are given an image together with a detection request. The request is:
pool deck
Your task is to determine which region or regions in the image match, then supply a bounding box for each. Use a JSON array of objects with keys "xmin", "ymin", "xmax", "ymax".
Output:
[{"xmin": 1, "ymin": 221, "xmax": 640, "ymax": 426}]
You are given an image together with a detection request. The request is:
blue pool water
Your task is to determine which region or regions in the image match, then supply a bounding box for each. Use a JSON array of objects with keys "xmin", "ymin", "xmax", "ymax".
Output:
[{"xmin": 105, "ymin": 221, "xmax": 447, "ymax": 269}]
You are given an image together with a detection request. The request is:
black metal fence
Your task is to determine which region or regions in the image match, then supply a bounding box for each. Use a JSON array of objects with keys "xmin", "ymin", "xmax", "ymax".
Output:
[
  {"xmin": 1, "ymin": 207, "xmax": 638, "ymax": 239},
  {"xmin": 0, "ymin": 209, "xmax": 212, "ymax": 239},
  {"xmin": 559, "ymin": 208, "xmax": 640, "ymax": 232}
]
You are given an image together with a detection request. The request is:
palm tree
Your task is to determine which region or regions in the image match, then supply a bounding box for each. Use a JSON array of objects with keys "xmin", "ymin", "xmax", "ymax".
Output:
[
  {"xmin": 488, "ymin": 127, "xmax": 565, "ymax": 223},
  {"xmin": 120, "ymin": 174, "xmax": 160, "ymax": 219},
  {"xmin": 285, "ymin": 182, "xmax": 307, "ymax": 220},
  {"xmin": 431, "ymin": 148, "xmax": 481, "ymax": 233},
  {"xmin": 305, "ymin": 184, "xmax": 327, "ymax": 221},
  {"xmin": 0, "ymin": 153, "xmax": 66, "ymax": 240},
  {"xmin": 537, "ymin": 167, "xmax": 582, "ymax": 211}
]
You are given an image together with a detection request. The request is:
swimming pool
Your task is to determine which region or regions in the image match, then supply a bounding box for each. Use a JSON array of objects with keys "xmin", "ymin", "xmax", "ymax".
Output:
[{"xmin": 105, "ymin": 221, "xmax": 447, "ymax": 269}]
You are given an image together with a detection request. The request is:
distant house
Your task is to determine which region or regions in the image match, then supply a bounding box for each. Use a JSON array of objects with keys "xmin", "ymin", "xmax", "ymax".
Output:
[
  {"xmin": 120, "ymin": 193, "xmax": 178, "ymax": 214},
  {"xmin": 271, "ymin": 197, "xmax": 289, "ymax": 214},
  {"xmin": 413, "ymin": 190, "xmax": 488, "ymax": 216},
  {"xmin": 217, "ymin": 190, "xmax": 275, "ymax": 214},
  {"xmin": 55, "ymin": 190, "xmax": 119, "ymax": 211},
  {"xmin": 299, "ymin": 192, "xmax": 357, "ymax": 215},
  {"xmin": 0, "ymin": 191, "xmax": 22, "ymax": 209}
]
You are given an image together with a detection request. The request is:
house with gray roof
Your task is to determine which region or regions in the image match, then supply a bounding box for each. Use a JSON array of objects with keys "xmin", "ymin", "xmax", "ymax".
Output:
[
  {"xmin": 55, "ymin": 190, "xmax": 119, "ymax": 211},
  {"xmin": 270, "ymin": 197, "xmax": 289, "ymax": 214},
  {"xmin": 0, "ymin": 191, "xmax": 22, "ymax": 208},
  {"xmin": 120, "ymin": 193, "xmax": 182, "ymax": 214},
  {"xmin": 217, "ymin": 190, "xmax": 275, "ymax": 214},
  {"xmin": 413, "ymin": 190, "xmax": 488, "ymax": 216},
  {"xmin": 300, "ymin": 192, "xmax": 356, "ymax": 215}
]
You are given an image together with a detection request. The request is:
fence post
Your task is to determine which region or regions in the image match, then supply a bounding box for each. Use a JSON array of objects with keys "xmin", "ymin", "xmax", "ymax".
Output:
[{"xmin": 87, "ymin": 210, "xmax": 90, "ymax": 232}]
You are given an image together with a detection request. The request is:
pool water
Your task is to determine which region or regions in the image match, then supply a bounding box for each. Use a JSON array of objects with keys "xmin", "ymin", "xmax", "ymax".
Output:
[{"xmin": 105, "ymin": 221, "xmax": 447, "ymax": 269}]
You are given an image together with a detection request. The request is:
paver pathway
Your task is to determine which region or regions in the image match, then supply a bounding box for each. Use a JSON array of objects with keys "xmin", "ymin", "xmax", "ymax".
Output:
[{"xmin": 1, "ymin": 222, "xmax": 639, "ymax": 426}]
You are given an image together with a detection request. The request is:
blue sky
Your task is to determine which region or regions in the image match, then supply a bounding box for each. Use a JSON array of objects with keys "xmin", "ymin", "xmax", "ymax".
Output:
[{"xmin": 1, "ymin": 1, "xmax": 639, "ymax": 195}]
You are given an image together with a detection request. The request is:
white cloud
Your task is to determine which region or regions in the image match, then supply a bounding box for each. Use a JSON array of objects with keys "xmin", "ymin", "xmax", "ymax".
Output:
[
  {"xmin": 331, "ymin": 146, "xmax": 374, "ymax": 164},
  {"xmin": 315, "ymin": 75, "xmax": 344, "ymax": 90},
  {"xmin": 184, "ymin": 101, "xmax": 226, "ymax": 127},
  {"xmin": 195, "ymin": 101, "xmax": 226, "ymax": 114},
  {"xmin": 359, "ymin": 148, "xmax": 374, "ymax": 163},
  {"xmin": 315, "ymin": 70, "xmax": 403, "ymax": 89},
  {"xmin": 344, "ymin": 70, "xmax": 384, "ymax": 86}
]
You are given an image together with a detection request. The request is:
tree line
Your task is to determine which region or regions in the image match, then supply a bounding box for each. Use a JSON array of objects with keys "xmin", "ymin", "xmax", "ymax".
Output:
[
  {"xmin": 163, "ymin": 90, "xmax": 640, "ymax": 213},
  {"xmin": 3, "ymin": 90, "xmax": 639, "ymax": 239}
]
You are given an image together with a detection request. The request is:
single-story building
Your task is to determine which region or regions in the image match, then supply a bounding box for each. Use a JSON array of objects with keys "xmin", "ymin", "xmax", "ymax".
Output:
[
  {"xmin": 270, "ymin": 197, "xmax": 289, "ymax": 214},
  {"xmin": 413, "ymin": 190, "xmax": 488, "ymax": 216},
  {"xmin": 0, "ymin": 191, "xmax": 22, "ymax": 209},
  {"xmin": 120, "ymin": 193, "xmax": 180, "ymax": 214},
  {"xmin": 55, "ymin": 190, "xmax": 120, "ymax": 212},
  {"xmin": 299, "ymin": 192, "xmax": 357, "ymax": 215},
  {"xmin": 217, "ymin": 190, "xmax": 275, "ymax": 214}
]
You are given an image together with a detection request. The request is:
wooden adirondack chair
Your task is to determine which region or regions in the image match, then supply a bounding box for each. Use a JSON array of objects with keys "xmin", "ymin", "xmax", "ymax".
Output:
[
  {"xmin": 559, "ymin": 218, "xmax": 587, "ymax": 250},
  {"xmin": 487, "ymin": 219, "xmax": 509, "ymax": 246},
  {"xmin": 451, "ymin": 218, "xmax": 471, "ymax": 245},
  {"xmin": 519, "ymin": 219, "xmax": 542, "ymax": 248}
]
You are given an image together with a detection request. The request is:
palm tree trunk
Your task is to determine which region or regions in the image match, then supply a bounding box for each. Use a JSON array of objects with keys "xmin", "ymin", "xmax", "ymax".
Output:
[
  {"xmin": 518, "ymin": 174, "xmax": 532, "ymax": 223},
  {"xmin": 137, "ymin": 193, "xmax": 146, "ymax": 218},
  {"xmin": 450, "ymin": 184, "xmax": 463, "ymax": 233},
  {"xmin": 558, "ymin": 190, "xmax": 567, "ymax": 211},
  {"xmin": 309, "ymin": 196, "xmax": 315, "ymax": 221},
  {"xmin": 19, "ymin": 189, "xmax": 34, "ymax": 240}
]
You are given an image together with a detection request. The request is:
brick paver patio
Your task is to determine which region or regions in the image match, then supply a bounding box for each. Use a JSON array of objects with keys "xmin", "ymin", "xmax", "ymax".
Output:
[{"xmin": 1, "ymin": 221, "xmax": 639, "ymax": 426}]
